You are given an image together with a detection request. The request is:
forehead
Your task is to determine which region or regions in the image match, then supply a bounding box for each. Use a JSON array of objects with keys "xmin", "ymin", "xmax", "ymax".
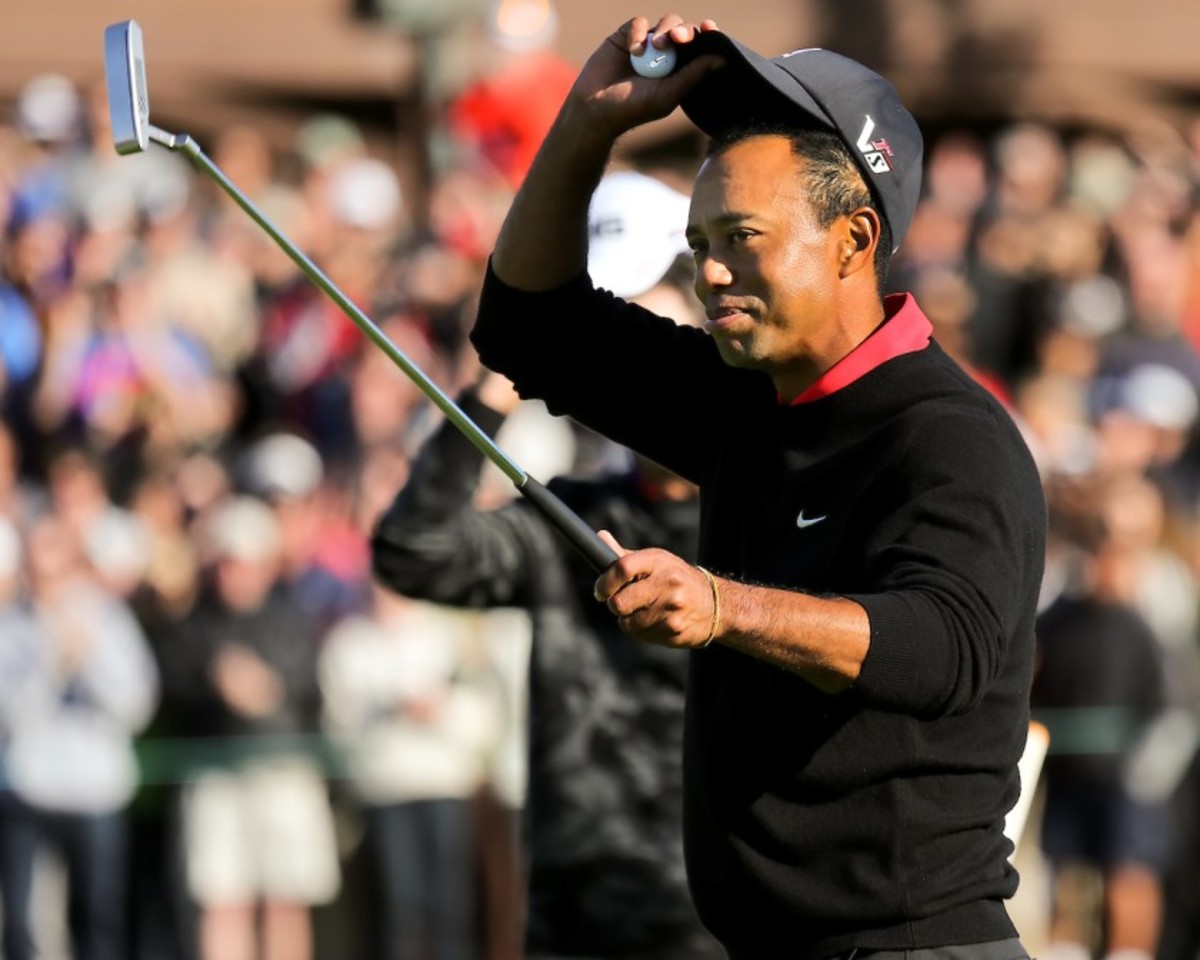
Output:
[{"xmin": 689, "ymin": 135, "xmax": 812, "ymax": 221}]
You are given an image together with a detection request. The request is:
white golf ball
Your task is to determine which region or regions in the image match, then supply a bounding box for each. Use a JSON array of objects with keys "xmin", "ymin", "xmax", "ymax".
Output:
[{"xmin": 629, "ymin": 36, "xmax": 677, "ymax": 79}]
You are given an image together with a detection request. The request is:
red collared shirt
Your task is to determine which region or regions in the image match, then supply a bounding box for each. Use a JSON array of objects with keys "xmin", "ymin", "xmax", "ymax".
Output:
[{"xmin": 787, "ymin": 293, "xmax": 933, "ymax": 405}]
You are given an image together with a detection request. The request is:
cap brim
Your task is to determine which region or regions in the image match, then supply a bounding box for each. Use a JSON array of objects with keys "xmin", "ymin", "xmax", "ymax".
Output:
[{"xmin": 677, "ymin": 32, "xmax": 834, "ymax": 139}]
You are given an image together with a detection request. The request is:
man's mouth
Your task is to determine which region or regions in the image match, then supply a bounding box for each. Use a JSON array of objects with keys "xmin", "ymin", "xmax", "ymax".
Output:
[{"xmin": 705, "ymin": 304, "xmax": 754, "ymax": 331}]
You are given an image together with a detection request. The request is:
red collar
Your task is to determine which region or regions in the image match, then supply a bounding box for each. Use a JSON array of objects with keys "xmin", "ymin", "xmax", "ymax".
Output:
[{"xmin": 785, "ymin": 293, "xmax": 933, "ymax": 405}]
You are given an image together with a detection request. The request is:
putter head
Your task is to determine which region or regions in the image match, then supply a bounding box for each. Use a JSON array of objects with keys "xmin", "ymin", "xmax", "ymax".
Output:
[{"xmin": 103, "ymin": 20, "xmax": 150, "ymax": 155}]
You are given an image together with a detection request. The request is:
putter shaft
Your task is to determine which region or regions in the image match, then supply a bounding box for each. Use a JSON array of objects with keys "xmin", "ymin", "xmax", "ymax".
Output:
[
  {"xmin": 153, "ymin": 131, "xmax": 619, "ymax": 572},
  {"xmin": 105, "ymin": 17, "xmax": 617, "ymax": 572},
  {"xmin": 165, "ymin": 132, "xmax": 519, "ymax": 483}
]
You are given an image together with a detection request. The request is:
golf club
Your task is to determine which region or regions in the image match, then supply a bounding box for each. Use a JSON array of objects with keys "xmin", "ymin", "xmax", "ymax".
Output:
[{"xmin": 102, "ymin": 19, "xmax": 618, "ymax": 573}]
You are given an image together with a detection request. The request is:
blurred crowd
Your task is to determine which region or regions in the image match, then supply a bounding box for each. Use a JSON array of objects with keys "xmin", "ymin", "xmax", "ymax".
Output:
[{"xmin": 0, "ymin": 10, "xmax": 1200, "ymax": 960}]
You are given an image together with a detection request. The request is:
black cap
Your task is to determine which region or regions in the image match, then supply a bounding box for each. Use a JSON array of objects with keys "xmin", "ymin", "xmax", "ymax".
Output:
[{"xmin": 677, "ymin": 33, "xmax": 923, "ymax": 252}]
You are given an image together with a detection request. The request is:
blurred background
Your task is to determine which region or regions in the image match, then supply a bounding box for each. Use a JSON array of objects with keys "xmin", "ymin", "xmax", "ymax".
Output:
[
  {"xmin": 0, "ymin": 1, "xmax": 1199, "ymax": 959},
  {"xmin": 3, "ymin": 0, "xmax": 1200, "ymax": 195}
]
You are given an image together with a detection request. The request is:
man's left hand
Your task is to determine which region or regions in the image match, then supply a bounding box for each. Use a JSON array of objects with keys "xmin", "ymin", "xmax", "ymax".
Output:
[{"xmin": 593, "ymin": 530, "xmax": 717, "ymax": 648}]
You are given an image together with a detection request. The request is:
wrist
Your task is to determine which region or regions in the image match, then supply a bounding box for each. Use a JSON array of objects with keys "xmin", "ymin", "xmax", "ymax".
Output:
[
  {"xmin": 476, "ymin": 372, "xmax": 521, "ymax": 416},
  {"xmin": 492, "ymin": 109, "xmax": 611, "ymax": 291},
  {"xmin": 696, "ymin": 566, "xmax": 722, "ymax": 648},
  {"xmin": 553, "ymin": 97, "xmax": 625, "ymax": 155}
]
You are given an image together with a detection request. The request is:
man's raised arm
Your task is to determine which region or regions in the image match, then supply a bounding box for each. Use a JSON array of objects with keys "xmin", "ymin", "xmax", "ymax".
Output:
[{"xmin": 491, "ymin": 14, "xmax": 722, "ymax": 292}]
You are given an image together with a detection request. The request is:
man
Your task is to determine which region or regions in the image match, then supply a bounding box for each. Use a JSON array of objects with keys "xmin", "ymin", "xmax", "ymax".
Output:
[
  {"xmin": 0, "ymin": 510, "xmax": 159, "ymax": 960},
  {"xmin": 319, "ymin": 583, "xmax": 501, "ymax": 960},
  {"xmin": 467, "ymin": 14, "xmax": 1047, "ymax": 960},
  {"xmin": 372, "ymin": 170, "xmax": 723, "ymax": 959},
  {"xmin": 163, "ymin": 495, "xmax": 340, "ymax": 960},
  {"xmin": 1033, "ymin": 473, "xmax": 1170, "ymax": 960}
]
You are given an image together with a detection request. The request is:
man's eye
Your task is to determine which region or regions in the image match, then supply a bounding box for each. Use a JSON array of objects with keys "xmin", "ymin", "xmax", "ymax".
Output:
[{"xmin": 730, "ymin": 230, "xmax": 754, "ymax": 244}]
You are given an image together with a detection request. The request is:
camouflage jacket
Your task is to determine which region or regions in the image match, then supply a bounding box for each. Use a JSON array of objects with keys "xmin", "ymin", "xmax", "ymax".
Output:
[{"xmin": 372, "ymin": 389, "xmax": 722, "ymax": 960}]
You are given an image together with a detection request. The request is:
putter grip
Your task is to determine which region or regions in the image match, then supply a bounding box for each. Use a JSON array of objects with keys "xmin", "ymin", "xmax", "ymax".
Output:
[{"xmin": 519, "ymin": 476, "xmax": 619, "ymax": 572}]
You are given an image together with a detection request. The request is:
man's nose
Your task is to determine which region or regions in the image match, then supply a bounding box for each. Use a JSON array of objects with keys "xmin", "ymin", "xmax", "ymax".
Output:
[{"xmin": 697, "ymin": 256, "xmax": 733, "ymax": 290}]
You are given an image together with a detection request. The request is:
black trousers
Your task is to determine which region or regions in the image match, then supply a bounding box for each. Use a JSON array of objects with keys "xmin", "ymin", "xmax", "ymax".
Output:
[
  {"xmin": 833, "ymin": 939, "xmax": 1030, "ymax": 960},
  {"xmin": 546, "ymin": 937, "xmax": 1031, "ymax": 960},
  {"xmin": 0, "ymin": 796, "xmax": 129, "ymax": 960}
]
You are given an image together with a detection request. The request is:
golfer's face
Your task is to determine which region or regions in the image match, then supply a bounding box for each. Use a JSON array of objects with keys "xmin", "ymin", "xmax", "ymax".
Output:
[{"xmin": 687, "ymin": 135, "xmax": 843, "ymax": 379}]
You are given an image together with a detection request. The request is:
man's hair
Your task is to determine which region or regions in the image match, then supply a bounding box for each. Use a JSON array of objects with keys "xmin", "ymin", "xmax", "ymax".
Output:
[{"xmin": 706, "ymin": 122, "xmax": 893, "ymax": 298}]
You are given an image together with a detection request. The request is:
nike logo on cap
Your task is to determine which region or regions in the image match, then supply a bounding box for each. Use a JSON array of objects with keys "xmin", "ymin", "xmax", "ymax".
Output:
[{"xmin": 796, "ymin": 511, "xmax": 827, "ymax": 529}]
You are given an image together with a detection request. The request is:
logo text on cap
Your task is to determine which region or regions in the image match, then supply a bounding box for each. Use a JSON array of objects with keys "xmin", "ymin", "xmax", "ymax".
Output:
[{"xmin": 856, "ymin": 116, "xmax": 894, "ymax": 174}]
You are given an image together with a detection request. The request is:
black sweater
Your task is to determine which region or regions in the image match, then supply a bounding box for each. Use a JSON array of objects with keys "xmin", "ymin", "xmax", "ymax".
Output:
[{"xmin": 471, "ymin": 267, "xmax": 1047, "ymax": 959}]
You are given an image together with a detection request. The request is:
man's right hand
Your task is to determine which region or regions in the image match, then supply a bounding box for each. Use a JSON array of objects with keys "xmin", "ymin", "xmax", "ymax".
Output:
[
  {"xmin": 567, "ymin": 15, "xmax": 724, "ymax": 141},
  {"xmin": 477, "ymin": 370, "xmax": 522, "ymax": 417}
]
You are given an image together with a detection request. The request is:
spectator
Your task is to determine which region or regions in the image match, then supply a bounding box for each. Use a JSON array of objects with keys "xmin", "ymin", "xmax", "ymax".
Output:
[
  {"xmin": 237, "ymin": 431, "xmax": 369, "ymax": 634},
  {"xmin": 0, "ymin": 510, "xmax": 160, "ymax": 960},
  {"xmin": 1034, "ymin": 474, "xmax": 1171, "ymax": 960},
  {"xmin": 161, "ymin": 495, "xmax": 340, "ymax": 960},
  {"xmin": 372, "ymin": 171, "xmax": 722, "ymax": 960},
  {"xmin": 320, "ymin": 583, "xmax": 502, "ymax": 960},
  {"xmin": 124, "ymin": 466, "xmax": 205, "ymax": 960},
  {"xmin": 447, "ymin": 1, "xmax": 577, "ymax": 189}
]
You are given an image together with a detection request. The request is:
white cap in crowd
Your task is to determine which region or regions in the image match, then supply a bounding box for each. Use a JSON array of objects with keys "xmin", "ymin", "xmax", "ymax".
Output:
[
  {"xmin": 206, "ymin": 495, "xmax": 283, "ymax": 565},
  {"xmin": 83, "ymin": 509, "xmax": 150, "ymax": 582},
  {"xmin": 237, "ymin": 432, "xmax": 324, "ymax": 501},
  {"xmin": 587, "ymin": 171, "xmax": 691, "ymax": 299},
  {"xmin": 327, "ymin": 157, "xmax": 404, "ymax": 230},
  {"xmin": 1116, "ymin": 363, "xmax": 1200, "ymax": 431},
  {"xmin": 16, "ymin": 73, "xmax": 81, "ymax": 144}
]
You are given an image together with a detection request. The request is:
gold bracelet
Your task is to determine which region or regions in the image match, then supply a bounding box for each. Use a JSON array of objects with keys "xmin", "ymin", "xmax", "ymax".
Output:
[{"xmin": 696, "ymin": 566, "xmax": 721, "ymax": 648}]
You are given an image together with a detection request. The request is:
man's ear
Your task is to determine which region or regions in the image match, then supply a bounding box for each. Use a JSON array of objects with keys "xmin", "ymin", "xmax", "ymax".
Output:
[{"xmin": 839, "ymin": 206, "xmax": 880, "ymax": 279}]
